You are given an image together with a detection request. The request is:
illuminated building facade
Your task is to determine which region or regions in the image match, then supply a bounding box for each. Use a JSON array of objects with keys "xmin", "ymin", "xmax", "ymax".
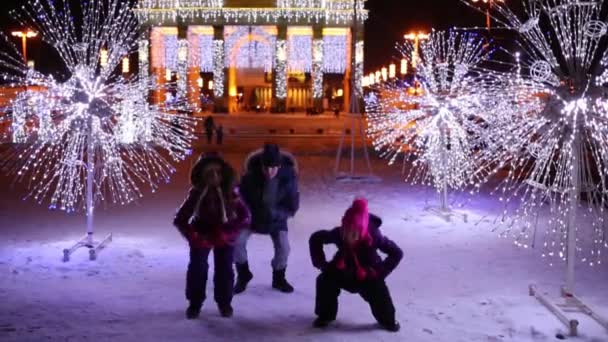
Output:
[{"xmin": 136, "ymin": 0, "xmax": 367, "ymax": 113}]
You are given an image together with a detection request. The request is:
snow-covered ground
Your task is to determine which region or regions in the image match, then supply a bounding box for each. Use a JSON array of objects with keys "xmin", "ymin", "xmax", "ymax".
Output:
[{"xmin": 1, "ymin": 140, "xmax": 607, "ymax": 342}]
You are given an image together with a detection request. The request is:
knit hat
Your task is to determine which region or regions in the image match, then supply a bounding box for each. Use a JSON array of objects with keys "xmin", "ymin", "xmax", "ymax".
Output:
[
  {"xmin": 341, "ymin": 198, "xmax": 371, "ymax": 244},
  {"xmin": 261, "ymin": 143, "xmax": 281, "ymax": 167}
]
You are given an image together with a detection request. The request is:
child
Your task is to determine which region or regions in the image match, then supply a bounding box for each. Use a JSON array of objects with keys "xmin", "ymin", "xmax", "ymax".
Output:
[
  {"xmin": 309, "ymin": 198, "xmax": 403, "ymax": 332},
  {"xmin": 174, "ymin": 153, "xmax": 251, "ymax": 319}
]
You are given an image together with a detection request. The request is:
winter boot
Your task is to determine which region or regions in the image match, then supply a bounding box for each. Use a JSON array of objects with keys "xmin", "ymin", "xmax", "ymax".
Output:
[
  {"xmin": 380, "ymin": 320, "xmax": 401, "ymax": 332},
  {"xmin": 272, "ymin": 268, "xmax": 294, "ymax": 293},
  {"xmin": 218, "ymin": 304, "xmax": 233, "ymax": 318},
  {"xmin": 234, "ymin": 262, "xmax": 253, "ymax": 294},
  {"xmin": 186, "ymin": 302, "xmax": 202, "ymax": 319},
  {"xmin": 313, "ymin": 317, "xmax": 333, "ymax": 328}
]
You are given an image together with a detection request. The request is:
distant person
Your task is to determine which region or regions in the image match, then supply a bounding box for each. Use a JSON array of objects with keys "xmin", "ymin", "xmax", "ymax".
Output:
[
  {"xmin": 173, "ymin": 153, "xmax": 251, "ymax": 319},
  {"xmin": 216, "ymin": 125, "xmax": 224, "ymax": 145},
  {"xmin": 309, "ymin": 198, "xmax": 403, "ymax": 332},
  {"xmin": 204, "ymin": 116, "xmax": 215, "ymax": 144},
  {"xmin": 234, "ymin": 144, "xmax": 300, "ymax": 294}
]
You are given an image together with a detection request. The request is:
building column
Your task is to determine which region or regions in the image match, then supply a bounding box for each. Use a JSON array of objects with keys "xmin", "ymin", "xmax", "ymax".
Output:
[
  {"xmin": 353, "ymin": 38, "xmax": 364, "ymax": 113},
  {"xmin": 150, "ymin": 28, "xmax": 166, "ymax": 105},
  {"xmin": 227, "ymin": 65, "xmax": 237, "ymax": 113},
  {"xmin": 186, "ymin": 27, "xmax": 201, "ymax": 112},
  {"xmin": 312, "ymin": 26, "xmax": 324, "ymax": 112},
  {"xmin": 343, "ymin": 29, "xmax": 352, "ymax": 113},
  {"xmin": 138, "ymin": 29, "xmax": 150, "ymax": 96},
  {"xmin": 212, "ymin": 25, "xmax": 226, "ymax": 113},
  {"xmin": 344, "ymin": 26, "xmax": 364, "ymax": 113},
  {"xmin": 177, "ymin": 25, "xmax": 189, "ymax": 106},
  {"xmin": 273, "ymin": 25, "xmax": 288, "ymax": 113}
]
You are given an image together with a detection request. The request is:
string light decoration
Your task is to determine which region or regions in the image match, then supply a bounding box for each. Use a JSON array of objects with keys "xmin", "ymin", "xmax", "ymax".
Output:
[
  {"xmin": 365, "ymin": 31, "xmax": 492, "ymax": 213},
  {"xmin": 458, "ymin": 0, "xmax": 608, "ymax": 332},
  {"xmin": 176, "ymin": 39, "xmax": 190, "ymax": 101},
  {"xmin": 312, "ymin": 39, "xmax": 324, "ymax": 99},
  {"xmin": 136, "ymin": 0, "xmax": 368, "ymax": 24},
  {"xmin": 287, "ymin": 28, "xmax": 313, "ymax": 73},
  {"xmin": 138, "ymin": 39, "xmax": 150, "ymax": 83},
  {"xmin": 212, "ymin": 39, "xmax": 225, "ymax": 97},
  {"xmin": 186, "ymin": 27, "xmax": 214, "ymax": 72},
  {"xmin": 164, "ymin": 34, "xmax": 179, "ymax": 70},
  {"xmin": 275, "ymin": 39, "xmax": 288, "ymax": 99},
  {"xmin": 197, "ymin": 34, "xmax": 214, "ymax": 72},
  {"xmin": 0, "ymin": 0, "xmax": 197, "ymax": 261},
  {"xmin": 466, "ymin": 0, "xmax": 608, "ymax": 278},
  {"xmin": 355, "ymin": 40, "xmax": 364, "ymax": 95},
  {"xmin": 224, "ymin": 26, "xmax": 276, "ymax": 71},
  {"xmin": 323, "ymin": 32, "xmax": 348, "ymax": 73}
]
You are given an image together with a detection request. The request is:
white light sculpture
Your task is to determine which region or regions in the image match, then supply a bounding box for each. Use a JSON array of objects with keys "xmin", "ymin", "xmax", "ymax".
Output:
[
  {"xmin": 462, "ymin": 0, "xmax": 608, "ymax": 334},
  {"xmin": 365, "ymin": 31, "xmax": 492, "ymax": 217},
  {"xmin": 0, "ymin": 0, "xmax": 197, "ymax": 261}
]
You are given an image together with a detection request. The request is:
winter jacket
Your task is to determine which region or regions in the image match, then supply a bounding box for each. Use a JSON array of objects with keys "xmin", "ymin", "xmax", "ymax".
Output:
[
  {"xmin": 309, "ymin": 214, "xmax": 403, "ymax": 281},
  {"xmin": 174, "ymin": 187, "xmax": 251, "ymax": 248},
  {"xmin": 239, "ymin": 149, "xmax": 300, "ymax": 234},
  {"xmin": 173, "ymin": 153, "xmax": 251, "ymax": 248}
]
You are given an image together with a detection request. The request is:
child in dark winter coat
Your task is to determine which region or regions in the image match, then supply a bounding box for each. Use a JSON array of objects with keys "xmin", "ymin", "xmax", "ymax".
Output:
[
  {"xmin": 174, "ymin": 153, "xmax": 251, "ymax": 319},
  {"xmin": 309, "ymin": 198, "xmax": 403, "ymax": 332}
]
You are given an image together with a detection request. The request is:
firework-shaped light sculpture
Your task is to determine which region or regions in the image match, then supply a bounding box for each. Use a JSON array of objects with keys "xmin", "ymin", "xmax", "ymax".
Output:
[
  {"xmin": 0, "ymin": 0, "xmax": 197, "ymax": 261},
  {"xmin": 467, "ymin": 0, "xmax": 608, "ymax": 335},
  {"xmin": 365, "ymin": 30, "xmax": 492, "ymax": 221}
]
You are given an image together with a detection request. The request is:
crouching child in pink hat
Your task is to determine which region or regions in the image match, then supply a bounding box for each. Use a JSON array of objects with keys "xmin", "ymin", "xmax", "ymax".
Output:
[{"xmin": 309, "ymin": 198, "xmax": 403, "ymax": 332}]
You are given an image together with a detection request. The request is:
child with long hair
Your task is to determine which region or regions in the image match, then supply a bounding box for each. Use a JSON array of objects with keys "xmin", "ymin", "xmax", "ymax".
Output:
[{"xmin": 174, "ymin": 153, "xmax": 251, "ymax": 319}]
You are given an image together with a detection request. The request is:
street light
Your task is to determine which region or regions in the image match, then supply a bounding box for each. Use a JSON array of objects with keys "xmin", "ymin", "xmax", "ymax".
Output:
[
  {"xmin": 400, "ymin": 58, "xmax": 408, "ymax": 75},
  {"xmin": 389, "ymin": 63, "xmax": 396, "ymax": 79},
  {"xmin": 122, "ymin": 57, "xmax": 130, "ymax": 74},
  {"xmin": 11, "ymin": 30, "xmax": 38, "ymax": 63},
  {"xmin": 404, "ymin": 31, "xmax": 430, "ymax": 69},
  {"xmin": 100, "ymin": 49, "xmax": 109, "ymax": 68},
  {"xmin": 470, "ymin": 0, "xmax": 504, "ymax": 30}
]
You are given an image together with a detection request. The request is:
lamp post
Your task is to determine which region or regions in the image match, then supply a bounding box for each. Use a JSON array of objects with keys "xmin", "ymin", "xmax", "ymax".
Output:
[
  {"xmin": 470, "ymin": 0, "xmax": 504, "ymax": 30},
  {"xmin": 11, "ymin": 30, "xmax": 38, "ymax": 63},
  {"xmin": 400, "ymin": 58, "xmax": 408, "ymax": 76},
  {"xmin": 404, "ymin": 31, "xmax": 429, "ymax": 69}
]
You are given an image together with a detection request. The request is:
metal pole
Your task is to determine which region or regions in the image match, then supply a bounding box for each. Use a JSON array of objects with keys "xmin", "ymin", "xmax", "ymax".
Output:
[
  {"xmin": 22, "ymin": 35, "xmax": 27, "ymax": 63},
  {"xmin": 350, "ymin": 116, "xmax": 355, "ymax": 174},
  {"xmin": 86, "ymin": 115, "xmax": 95, "ymax": 247},
  {"xmin": 486, "ymin": 8, "xmax": 491, "ymax": 30},
  {"xmin": 566, "ymin": 133, "xmax": 581, "ymax": 292},
  {"xmin": 439, "ymin": 124, "xmax": 449, "ymax": 212}
]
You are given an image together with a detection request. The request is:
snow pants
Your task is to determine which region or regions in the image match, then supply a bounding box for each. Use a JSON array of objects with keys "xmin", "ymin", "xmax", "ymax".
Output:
[
  {"xmin": 315, "ymin": 270, "xmax": 396, "ymax": 326},
  {"xmin": 186, "ymin": 246, "xmax": 234, "ymax": 306},
  {"xmin": 234, "ymin": 229, "xmax": 290, "ymax": 271}
]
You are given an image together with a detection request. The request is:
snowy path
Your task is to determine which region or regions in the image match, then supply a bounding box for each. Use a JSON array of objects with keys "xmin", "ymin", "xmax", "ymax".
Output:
[{"xmin": 0, "ymin": 150, "xmax": 607, "ymax": 342}]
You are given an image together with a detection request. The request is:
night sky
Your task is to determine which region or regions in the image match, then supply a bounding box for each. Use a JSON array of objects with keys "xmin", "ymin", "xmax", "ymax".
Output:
[{"xmin": 0, "ymin": 0, "xmax": 484, "ymax": 73}]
